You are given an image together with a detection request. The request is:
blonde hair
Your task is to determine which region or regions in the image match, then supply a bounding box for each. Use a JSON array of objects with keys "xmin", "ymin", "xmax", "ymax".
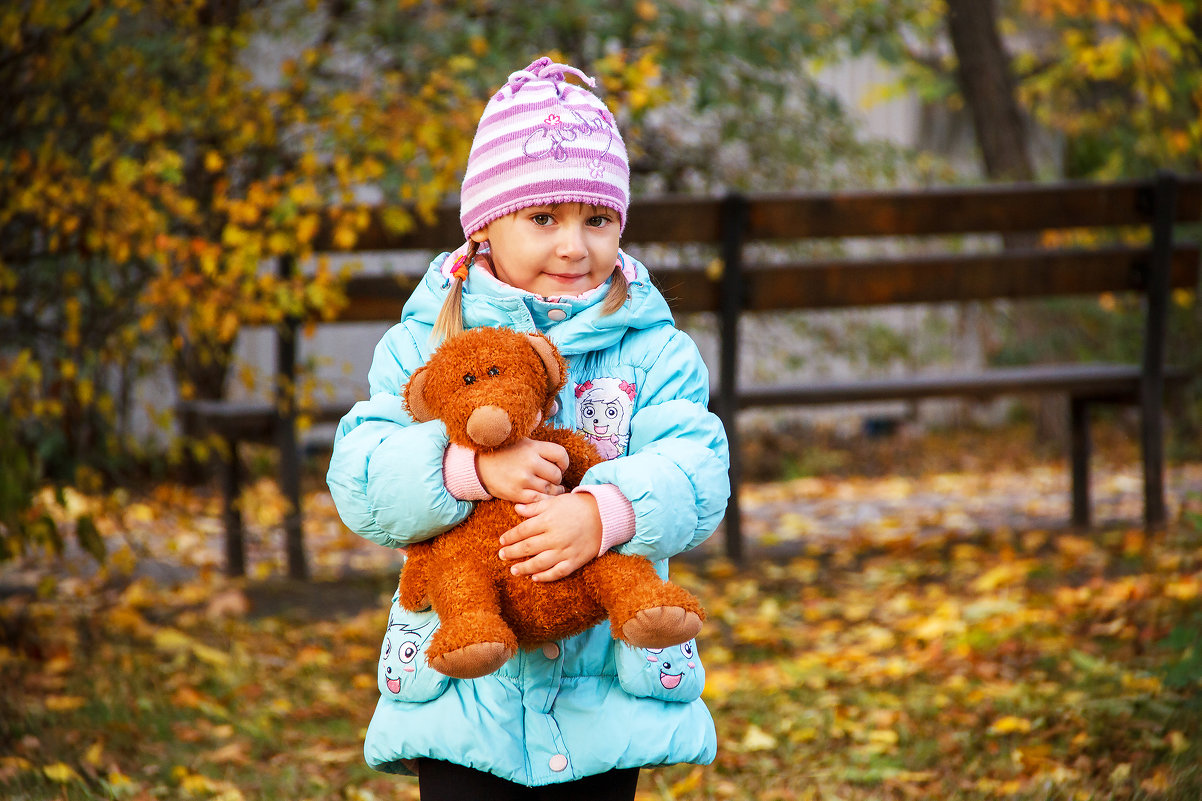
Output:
[{"xmin": 430, "ymin": 245, "xmax": 629, "ymax": 344}]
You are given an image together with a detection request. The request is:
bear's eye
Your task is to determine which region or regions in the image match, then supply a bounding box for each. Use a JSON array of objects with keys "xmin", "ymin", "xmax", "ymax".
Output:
[
  {"xmin": 463, "ymin": 373, "xmax": 476, "ymax": 385},
  {"xmin": 488, "ymin": 366, "xmax": 500, "ymax": 376}
]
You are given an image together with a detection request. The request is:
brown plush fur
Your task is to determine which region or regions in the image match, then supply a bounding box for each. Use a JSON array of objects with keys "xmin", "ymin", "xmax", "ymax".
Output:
[{"xmin": 399, "ymin": 326, "xmax": 704, "ymax": 679}]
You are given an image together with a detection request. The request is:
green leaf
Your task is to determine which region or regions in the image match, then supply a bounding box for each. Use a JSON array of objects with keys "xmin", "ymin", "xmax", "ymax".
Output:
[{"xmin": 76, "ymin": 514, "xmax": 107, "ymax": 563}]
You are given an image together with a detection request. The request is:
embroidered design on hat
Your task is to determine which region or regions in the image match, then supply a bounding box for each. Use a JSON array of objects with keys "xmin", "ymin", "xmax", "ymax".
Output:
[{"xmin": 523, "ymin": 108, "xmax": 615, "ymax": 166}]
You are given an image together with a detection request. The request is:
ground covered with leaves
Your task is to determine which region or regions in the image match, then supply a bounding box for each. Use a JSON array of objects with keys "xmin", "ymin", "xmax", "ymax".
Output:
[{"xmin": 3, "ymin": 424, "xmax": 1202, "ymax": 800}]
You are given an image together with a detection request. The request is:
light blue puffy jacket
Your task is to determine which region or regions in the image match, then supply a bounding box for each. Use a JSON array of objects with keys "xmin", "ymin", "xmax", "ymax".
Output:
[{"xmin": 326, "ymin": 250, "xmax": 730, "ymax": 786}]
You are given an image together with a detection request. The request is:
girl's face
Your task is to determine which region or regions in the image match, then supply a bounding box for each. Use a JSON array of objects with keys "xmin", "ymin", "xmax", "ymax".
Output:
[{"xmin": 471, "ymin": 203, "xmax": 620, "ymax": 298}]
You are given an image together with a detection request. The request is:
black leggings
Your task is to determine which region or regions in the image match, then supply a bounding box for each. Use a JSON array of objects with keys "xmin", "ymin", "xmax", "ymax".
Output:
[{"xmin": 417, "ymin": 759, "xmax": 639, "ymax": 801}]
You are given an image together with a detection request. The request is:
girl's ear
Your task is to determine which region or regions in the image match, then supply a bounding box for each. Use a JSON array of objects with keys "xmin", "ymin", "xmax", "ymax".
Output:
[
  {"xmin": 469, "ymin": 227, "xmax": 489, "ymax": 244},
  {"xmin": 404, "ymin": 366, "xmax": 437, "ymax": 422}
]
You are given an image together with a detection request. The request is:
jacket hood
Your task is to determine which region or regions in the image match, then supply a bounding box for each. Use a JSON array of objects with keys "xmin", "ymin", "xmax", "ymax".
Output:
[{"xmin": 400, "ymin": 250, "xmax": 674, "ymax": 356}]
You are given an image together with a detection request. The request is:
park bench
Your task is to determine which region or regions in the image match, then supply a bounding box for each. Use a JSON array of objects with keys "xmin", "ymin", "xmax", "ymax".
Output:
[{"xmin": 180, "ymin": 173, "xmax": 1201, "ymax": 576}]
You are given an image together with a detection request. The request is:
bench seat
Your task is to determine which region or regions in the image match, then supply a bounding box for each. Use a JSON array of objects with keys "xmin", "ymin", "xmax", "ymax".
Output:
[{"xmin": 734, "ymin": 363, "xmax": 1188, "ymax": 408}]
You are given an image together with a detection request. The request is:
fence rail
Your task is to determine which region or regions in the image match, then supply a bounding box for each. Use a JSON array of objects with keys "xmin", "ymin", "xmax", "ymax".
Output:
[{"xmin": 185, "ymin": 174, "xmax": 1202, "ymax": 576}]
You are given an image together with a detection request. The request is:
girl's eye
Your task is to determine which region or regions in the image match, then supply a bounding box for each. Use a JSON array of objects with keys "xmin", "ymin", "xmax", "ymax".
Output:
[
  {"xmin": 531, "ymin": 214, "xmax": 553, "ymax": 226},
  {"xmin": 488, "ymin": 366, "xmax": 500, "ymax": 376},
  {"xmin": 588, "ymin": 215, "xmax": 612, "ymax": 227},
  {"xmin": 463, "ymin": 373, "xmax": 476, "ymax": 385}
]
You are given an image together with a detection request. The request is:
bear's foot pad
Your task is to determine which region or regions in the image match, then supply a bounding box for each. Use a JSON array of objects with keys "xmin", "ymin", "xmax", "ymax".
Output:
[
  {"xmin": 621, "ymin": 606, "xmax": 702, "ymax": 649},
  {"xmin": 430, "ymin": 642, "xmax": 515, "ymax": 679}
]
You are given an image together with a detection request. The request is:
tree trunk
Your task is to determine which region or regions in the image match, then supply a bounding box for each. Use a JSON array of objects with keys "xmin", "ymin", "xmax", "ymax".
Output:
[
  {"xmin": 945, "ymin": 0, "xmax": 1069, "ymax": 443},
  {"xmin": 945, "ymin": 0, "xmax": 1034, "ymax": 182}
]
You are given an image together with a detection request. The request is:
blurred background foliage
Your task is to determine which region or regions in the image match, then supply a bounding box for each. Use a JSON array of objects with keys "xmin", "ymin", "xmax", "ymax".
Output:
[{"xmin": 2, "ymin": 0, "xmax": 1201, "ymax": 561}]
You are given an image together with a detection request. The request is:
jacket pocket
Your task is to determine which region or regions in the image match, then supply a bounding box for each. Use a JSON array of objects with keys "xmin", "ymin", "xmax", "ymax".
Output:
[
  {"xmin": 615, "ymin": 638, "xmax": 705, "ymax": 702},
  {"xmin": 377, "ymin": 595, "xmax": 449, "ymax": 703}
]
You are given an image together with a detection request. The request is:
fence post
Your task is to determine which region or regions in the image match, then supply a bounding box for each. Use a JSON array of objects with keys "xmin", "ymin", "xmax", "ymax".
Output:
[
  {"xmin": 1140, "ymin": 171, "xmax": 1177, "ymax": 531},
  {"xmin": 719, "ymin": 194, "xmax": 749, "ymax": 563},
  {"xmin": 276, "ymin": 254, "xmax": 309, "ymax": 579}
]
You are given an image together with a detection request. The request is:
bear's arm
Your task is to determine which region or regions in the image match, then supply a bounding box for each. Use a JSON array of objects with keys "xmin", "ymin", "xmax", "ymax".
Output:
[{"xmin": 534, "ymin": 426, "xmax": 603, "ymax": 489}]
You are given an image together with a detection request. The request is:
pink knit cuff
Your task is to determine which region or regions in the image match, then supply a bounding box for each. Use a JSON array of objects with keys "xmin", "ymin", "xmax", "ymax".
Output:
[
  {"xmin": 573, "ymin": 484, "xmax": 635, "ymax": 556},
  {"xmin": 443, "ymin": 444, "xmax": 491, "ymax": 501}
]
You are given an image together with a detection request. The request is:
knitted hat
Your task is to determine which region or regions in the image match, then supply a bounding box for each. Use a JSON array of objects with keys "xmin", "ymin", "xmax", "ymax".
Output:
[{"xmin": 459, "ymin": 57, "xmax": 630, "ymax": 239}]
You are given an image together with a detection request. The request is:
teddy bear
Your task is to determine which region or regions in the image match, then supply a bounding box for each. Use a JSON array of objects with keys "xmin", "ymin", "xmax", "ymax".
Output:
[{"xmin": 397, "ymin": 326, "xmax": 705, "ymax": 679}]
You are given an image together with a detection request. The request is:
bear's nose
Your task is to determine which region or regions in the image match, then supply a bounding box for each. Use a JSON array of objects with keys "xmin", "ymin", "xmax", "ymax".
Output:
[{"xmin": 466, "ymin": 405, "xmax": 513, "ymax": 447}]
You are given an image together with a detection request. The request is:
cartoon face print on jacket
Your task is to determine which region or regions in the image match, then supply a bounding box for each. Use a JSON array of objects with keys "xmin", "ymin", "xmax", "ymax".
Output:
[
  {"xmin": 575, "ymin": 377, "xmax": 636, "ymax": 460},
  {"xmin": 377, "ymin": 606, "xmax": 448, "ymax": 702},
  {"xmin": 615, "ymin": 638, "xmax": 705, "ymax": 702},
  {"xmin": 645, "ymin": 641, "xmax": 702, "ymax": 692}
]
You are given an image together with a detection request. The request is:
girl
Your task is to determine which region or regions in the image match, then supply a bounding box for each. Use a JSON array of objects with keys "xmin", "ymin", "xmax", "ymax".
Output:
[{"xmin": 327, "ymin": 56, "xmax": 730, "ymax": 800}]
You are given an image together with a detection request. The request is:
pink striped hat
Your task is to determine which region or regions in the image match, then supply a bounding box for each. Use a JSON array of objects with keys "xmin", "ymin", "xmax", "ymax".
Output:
[{"xmin": 459, "ymin": 57, "xmax": 630, "ymax": 239}]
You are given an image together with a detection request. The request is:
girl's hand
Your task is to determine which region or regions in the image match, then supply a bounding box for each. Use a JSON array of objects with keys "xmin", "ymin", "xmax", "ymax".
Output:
[
  {"xmin": 476, "ymin": 437, "xmax": 569, "ymax": 503},
  {"xmin": 499, "ymin": 493, "xmax": 602, "ymax": 582}
]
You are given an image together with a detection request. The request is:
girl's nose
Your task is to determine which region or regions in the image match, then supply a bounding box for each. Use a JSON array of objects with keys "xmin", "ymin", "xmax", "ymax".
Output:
[{"xmin": 556, "ymin": 224, "xmax": 587, "ymax": 260}]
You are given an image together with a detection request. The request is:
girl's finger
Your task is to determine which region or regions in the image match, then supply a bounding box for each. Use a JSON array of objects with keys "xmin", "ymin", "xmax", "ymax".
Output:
[
  {"xmin": 500, "ymin": 518, "xmax": 538, "ymax": 546},
  {"xmin": 518, "ymin": 490, "xmax": 550, "ymax": 507},
  {"xmin": 536, "ymin": 442, "xmax": 570, "ymax": 472},
  {"xmin": 531, "ymin": 560, "xmax": 573, "ymax": 582},
  {"xmin": 533, "ymin": 459, "xmax": 564, "ymax": 484},
  {"xmin": 510, "ymin": 549, "xmax": 556, "ymax": 576}
]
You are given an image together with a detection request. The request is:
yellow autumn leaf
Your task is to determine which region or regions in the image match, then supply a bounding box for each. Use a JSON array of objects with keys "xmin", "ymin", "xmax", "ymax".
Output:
[
  {"xmin": 972, "ymin": 561, "xmax": 1030, "ymax": 593},
  {"xmin": 297, "ymin": 645, "xmax": 333, "ymax": 667},
  {"xmin": 206, "ymin": 741, "xmax": 251, "ymax": 765},
  {"xmin": 44, "ymin": 695, "xmax": 87, "ymax": 712},
  {"xmin": 332, "ymin": 224, "xmax": 357, "ymax": 250},
  {"xmin": 989, "ymin": 715, "xmax": 1033, "ymax": 735},
  {"xmin": 154, "ymin": 627, "xmax": 232, "ymax": 667},
  {"xmin": 740, "ymin": 724, "xmax": 778, "ymax": 751},
  {"xmin": 670, "ymin": 766, "xmax": 704, "ymax": 795},
  {"xmin": 0, "ymin": 756, "xmax": 33, "ymax": 773},
  {"xmin": 83, "ymin": 741, "xmax": 104, "ymax": 767},
  {"xmin": 1164, "ymin": 577, "xmax": 1200, "ymax": 600},
  {"xmin": 43, "ymin": 762, "xmax": 81, "ymax": 783},
  {"xmin": 868, "ymin": 728, "xmax": 899, "ymax": 745}
]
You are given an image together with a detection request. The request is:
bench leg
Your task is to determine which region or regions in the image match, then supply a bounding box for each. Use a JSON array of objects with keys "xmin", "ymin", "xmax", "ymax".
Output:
[
  {"xmin": 1141, "ymin": 393, "xmax": 1168, "ymax": 532},
  {"xmin": 1070, "ymin": 397, "xmax": 1090, "ymax": 529},
  {"xmin": 221, "ymin": 437, "xmax": 247, "ymax": 577}
]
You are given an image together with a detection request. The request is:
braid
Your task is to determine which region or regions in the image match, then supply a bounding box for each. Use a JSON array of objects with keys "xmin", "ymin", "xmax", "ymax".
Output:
[
  {"xmin": 601, "ymin": 267, "xmax": 629, "ymax": 316},
  {"xmin": 430, "ymin": 241, "xmax": 478, "ymax": 345}
]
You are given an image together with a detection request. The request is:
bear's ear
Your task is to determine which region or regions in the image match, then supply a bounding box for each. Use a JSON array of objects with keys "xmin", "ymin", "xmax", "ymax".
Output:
[
  {"xmin": 524, "ymin": 334, "xmax": 566, "ymax": 397},
  {"xmin": 404, "ymin": 365, "xmax": 437, "ymax": 423}
]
